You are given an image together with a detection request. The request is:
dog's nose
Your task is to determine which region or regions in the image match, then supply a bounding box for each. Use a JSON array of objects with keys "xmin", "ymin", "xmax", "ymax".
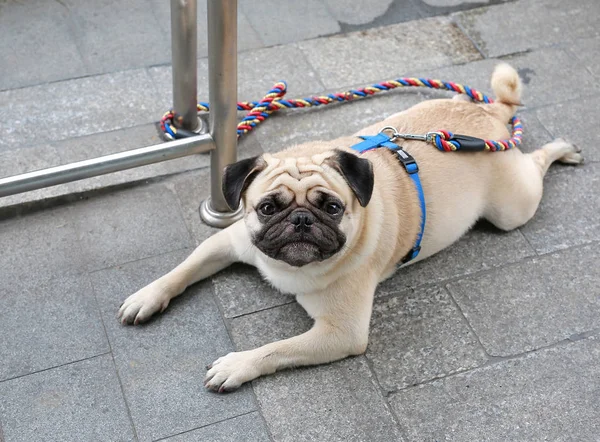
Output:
[{"xmin": 290, "ymin": 210, "xmax": 315, "ymax": 232}]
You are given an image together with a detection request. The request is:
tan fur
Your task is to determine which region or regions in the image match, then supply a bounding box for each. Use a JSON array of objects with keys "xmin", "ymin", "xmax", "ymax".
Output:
[{"xmin": 117, "ymin": 63, "xmax": 583, "ymax": 392}]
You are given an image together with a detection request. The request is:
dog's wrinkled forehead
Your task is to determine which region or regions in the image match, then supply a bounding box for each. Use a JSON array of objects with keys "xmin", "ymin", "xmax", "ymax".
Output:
[{"xmin": 259, "ymin": 152, "xmax": 348, "ymax": 203}]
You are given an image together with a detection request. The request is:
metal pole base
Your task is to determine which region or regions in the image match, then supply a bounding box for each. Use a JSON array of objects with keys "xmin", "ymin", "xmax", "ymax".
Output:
[{"xmin": 199, "ymin": 198, "xmax": 244, "ymax": 228}]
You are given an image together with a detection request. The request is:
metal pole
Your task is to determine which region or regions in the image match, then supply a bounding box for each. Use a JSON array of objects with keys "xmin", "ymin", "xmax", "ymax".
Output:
[
  {"xmin": 171, "ymin": 0, "xmax": 200, "ymax": 131},
  {"xmin": 199, "ymin": 0, "xmax": 243, "ymax": 227},
  {"xmin": 0, "ymin": 135, "xmax": 214, "ymax": 198}
]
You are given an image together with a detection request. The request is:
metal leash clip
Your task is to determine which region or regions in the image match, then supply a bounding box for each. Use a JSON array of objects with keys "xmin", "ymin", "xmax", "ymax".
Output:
[{"xmin": 379, "ymin": 126, "xmax": 437, "ymax": 143}]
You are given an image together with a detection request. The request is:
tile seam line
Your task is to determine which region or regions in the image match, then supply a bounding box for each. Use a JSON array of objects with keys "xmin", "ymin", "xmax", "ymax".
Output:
[
  {"xmin": 87, "ymin": 245, "xmax": 193, "ymax": 276},
  {"xmin": 0, "ymin": 45, "xmax": 258, "ymax": 94},
  {"xmin": 60, "ymin": 0, "xmax": 94, "ymax": 75},
  {"xmin": 225, "ymin": 299, "xmax": 297, "ymax": 320},
  {"xmin": 359, "ymin": 354, "xmax": 408, "ymax": 438},
  {"xmin": 90, "ymin": 276, "xmax": 140, "ymax": 441},
  {"xmin": 442, "ymin": 284, "xmax": 491, "ymax": 359},
  {"xmin": 385, "ymin": 326, "xmax": 600, "ymax": 398},
  {"xmin": 206, "ymin": 264, "xmax": 265, "ymax": 429},
  {"xmin": 563, "ymin": 42, "xmax": 597, "ymax": 79},
  {"xmin": 451, "ymin": 15, "xmax": 486, "ymax": 59},
  {"xmin": 381, "ymin": 238, "xmax": 600, "ymax": 299},
  {"xmin": 161, "ymin": 176, "xmax": 196, "ymax": 247},
  {"xmin": 0, "ymin": 352, "xmax": 111, "ymax": 384},
  {"xmin": 151, "ymin": 410, "xmax": 258, "ymax": 442},
  {"xmin": 237, "ymin": 4, "xmax": 269, "ymax": 49},
  {"xmin": 516, "ymin": 227, "xmax": 539, "ymax": 257},
  {"xmin": 290, "ymin": 42, "xmax": 328, "ymax": 93},
  {"xmin": 0, "ymin": 22, "xmax": 591, "ymax": 94}
]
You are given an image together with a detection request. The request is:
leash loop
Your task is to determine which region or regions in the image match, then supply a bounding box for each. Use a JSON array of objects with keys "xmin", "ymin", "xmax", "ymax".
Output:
[{"xmin": 160, "ymin": 77, "xmax": 523, "ymax": 153}]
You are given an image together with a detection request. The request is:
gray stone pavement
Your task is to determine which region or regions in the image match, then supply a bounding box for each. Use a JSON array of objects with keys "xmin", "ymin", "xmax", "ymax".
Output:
[{"xmin": 1, "ymin": 0, "xmax": 600, "ymax": 440}]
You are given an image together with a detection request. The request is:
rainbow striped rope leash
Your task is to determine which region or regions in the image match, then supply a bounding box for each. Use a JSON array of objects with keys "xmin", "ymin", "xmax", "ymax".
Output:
[{"xmin": 160, "ymin": 78, "xmax": 523, "ymax": 153}]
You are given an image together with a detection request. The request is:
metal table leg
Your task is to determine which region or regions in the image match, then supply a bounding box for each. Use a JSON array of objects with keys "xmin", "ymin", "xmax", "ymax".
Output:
[{"xmin": 199, "ymin": 0, "xmax": 244, "ymax": 227}]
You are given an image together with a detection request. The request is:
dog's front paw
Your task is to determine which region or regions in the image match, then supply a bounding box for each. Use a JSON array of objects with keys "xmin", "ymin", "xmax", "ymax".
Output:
[
  {"xmin": 117, "ymin": 282, "xmax": 173, "ymax": 325},
  {"xmin": 204, "ymin": 351, "xmax": 263, "ymax": 393}
]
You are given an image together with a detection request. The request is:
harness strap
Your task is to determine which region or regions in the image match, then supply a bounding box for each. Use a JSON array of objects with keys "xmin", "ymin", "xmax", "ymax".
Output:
[{"xmin": 351, "ymin": 134, "xmax": 426, "ymax": 264}]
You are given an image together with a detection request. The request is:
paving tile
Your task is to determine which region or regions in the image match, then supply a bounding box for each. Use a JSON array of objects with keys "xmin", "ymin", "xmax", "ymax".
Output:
[
  {"xmin": 0, "ymin": 275, "xmax": 108, "ymax": 381},
  {"xmin": 228, "ymin": 302, "xmax": 313, "ymax": 350},
  {"xmin": 504, "ymin": 49, "xmax": 599, "ymax": 109},
  {"xmin": 0, "ymin": 205, "xmax": 85, "ymax": 284},
  {"xmin": 298, "ymin": 17, "xmax": 480, "ymax": 89},
  {"xmin": 240, "ymin": 0, "xmax": 340, "ymax": 46},
  {"xmin": 229, "ymin": 303, "xmax": 404, "ymax": 440},
  {"xmin": 389, "ymin": 336, "xmax": 600, "ymax": 441},
  {"xmin": 90, "ymin": 249, "xmax": 257, "ymax": 442},
  {"xmin": 512, "ymin": 109, "xmax": 553, "ymax": 153},
  {"xmin": 419, "ymin": 48, "xmax": 599, "ymax": 108},
  {"xmin": 378, "ymin": 223, "xmax": 535, "ymax": 296},
  {"xmin": 161, "ymin": 412, "xmax": 270, "ymax": 442},
  {"xmin": 0, "ymin": 69, "xmax": 163, "ymax": 150},
  {"xmin": 566, "ymin": 36, "xmax": 600, "ymax": 79},
  {"xmin": 0, "ymin": 355, "xmax": 135, "ymax": 442},
  {"xmin": 254, "ymin": 88, "xmax": 431, "ymax": 153},
  {"xmin": 419, "ymin": 0, "xmax": 497, "ymax": 8},
  {"xmin": 453, "ymin": 0, "xmax": 600, "ymax": 57},
  {"xmin": 149, "ymin": 44, "xmax": 325, "ymax": 112},
  {"xmin": 504, "ymin": 109, "xmax": 565, "ymax": 175},
  {"xmin": 326, "ymin": 0, "xmax": 424, "ymax": 30},
  {"xmin": 148, "ymin": 0, "xmax": 263, "ymax": 58},
  {"xmin": 447, "ymin": 243, "xmax": 600, "ymax": 356},
  {"xmin": 255, "ymin": 357, "xmax": 404, "ymax": 442},
  {"xmin": 212, "ymin": 263, "xmax": 294, "ymax": 318},
  {"xmin": 367, "ymin": 286, "xmax": 486, "ymax": 392},
  {"xmin": 535, "ymin": 96, "xmax": 600, "ymax": 163},
  {"xmin": 163, "ymin": 168, "xmax": 225, "ymax": 245},
  {"xmin": 324, "ymin": 0, "xmax": 395, "ymax": 26},
  {"xmin": 72, "ymin": 183, "xmax": 192, "ymax": 271},
  {"xmin": 519, "ymin": 163, "xmax": 599, "ymax": 254},
  {"xmin": 65, "ymin": 0, "xmax": 170, "ymax": 74},
  {"xmin": 0, "ymin": 0, "xmax": 86, "ymax": 91},
  {"xmin": 0, "ymin": 144, "xmax": 59, "ymax": 176}
]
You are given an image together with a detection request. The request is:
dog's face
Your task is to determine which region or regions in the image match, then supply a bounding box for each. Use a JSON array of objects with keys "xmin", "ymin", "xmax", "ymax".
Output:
[{"xmin": 222, "ymin": 146, "xmax": 374, "ymax": 267}]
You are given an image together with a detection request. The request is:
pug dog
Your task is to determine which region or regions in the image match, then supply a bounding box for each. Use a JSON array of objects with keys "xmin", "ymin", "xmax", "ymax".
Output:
[{"xmin": 118, "ymin": 63, "xmax": 583, "ymax": 392}]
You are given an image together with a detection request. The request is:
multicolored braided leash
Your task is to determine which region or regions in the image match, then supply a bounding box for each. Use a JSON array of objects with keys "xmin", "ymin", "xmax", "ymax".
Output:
[{"xmin": 160, "ymin": 78, "xmax": 523, "ymax": 153}]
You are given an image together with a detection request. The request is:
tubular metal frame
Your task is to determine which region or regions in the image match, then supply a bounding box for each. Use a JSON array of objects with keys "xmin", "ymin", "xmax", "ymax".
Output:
[{"xmin": 0, "ymin": 0, "xmax": 242, "ymax": 227}]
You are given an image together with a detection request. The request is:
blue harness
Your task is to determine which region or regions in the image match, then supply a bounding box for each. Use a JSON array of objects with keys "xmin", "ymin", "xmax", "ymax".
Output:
[{"xmin": 350, "ymin": 130, "xmax": 426, "ymax": 264}]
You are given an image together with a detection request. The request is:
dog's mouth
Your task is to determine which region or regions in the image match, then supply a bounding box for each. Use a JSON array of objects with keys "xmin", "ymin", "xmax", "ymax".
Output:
[
  {"xmin": 276, "ymin": 241, "xmax": 323, "ymax": 267},
  {"xmin": 253, "ymin": 218, "xmax": 346, "ymax": 267}
]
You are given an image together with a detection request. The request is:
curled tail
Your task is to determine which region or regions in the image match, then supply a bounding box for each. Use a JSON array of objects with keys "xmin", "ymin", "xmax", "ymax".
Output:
[{"xmin": 490, "ymin": 63, "xmax": 523, "ymax": 121}]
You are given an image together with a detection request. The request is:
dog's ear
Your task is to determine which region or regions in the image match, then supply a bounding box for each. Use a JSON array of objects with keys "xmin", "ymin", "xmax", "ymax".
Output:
[
  {"xmin": 222, "ymin": 156, "xmax": 266, "ymax": 210},
  {"xmin": 328, "ymin": 150, "xmax": 374, "ymax": 207}
]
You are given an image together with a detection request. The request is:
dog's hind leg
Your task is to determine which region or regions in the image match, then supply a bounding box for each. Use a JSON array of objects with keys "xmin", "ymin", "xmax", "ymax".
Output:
[
  {"xmin": 483, "ymin": 139, "xmax": 583, "ymax": 231},
  {"xmin": 531, "ymin": 138, "xmax": 584, "ymax": 173}
]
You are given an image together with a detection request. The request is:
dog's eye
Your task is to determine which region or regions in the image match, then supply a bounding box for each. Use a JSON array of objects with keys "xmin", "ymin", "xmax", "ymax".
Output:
[
  {"xmin": 325, "ymin": 202, "xmax": 343, "ymax": 216},
  {"xmin": 259, "ymin": 202, "xmax": 276, "ymax": 216}
]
